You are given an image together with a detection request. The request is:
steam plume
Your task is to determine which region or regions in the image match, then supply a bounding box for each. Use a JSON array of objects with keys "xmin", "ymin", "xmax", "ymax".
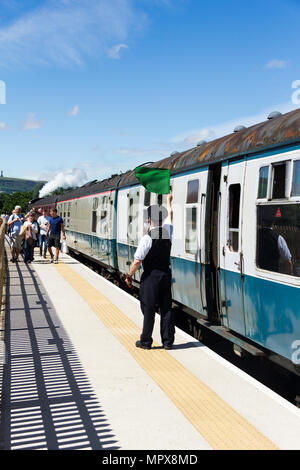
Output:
[{"xmin": 39, "ymin": 168, "xmax": 88, "ymax": 198}]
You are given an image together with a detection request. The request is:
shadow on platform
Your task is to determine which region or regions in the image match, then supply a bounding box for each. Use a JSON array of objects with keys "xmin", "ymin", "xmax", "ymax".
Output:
[{"xmin": 0, "ymin": 257, "xmax": 120, "ymax": 450}]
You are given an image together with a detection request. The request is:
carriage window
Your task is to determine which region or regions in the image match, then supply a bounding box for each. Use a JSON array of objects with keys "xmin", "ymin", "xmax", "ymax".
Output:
[
  {"xmin": 228, "ymin": 184, "xmax": 240, "ymax": 252},
  {"xmin": 257, "ymin": 204, "xmax": 300, "ymax": 276},
  {"xmin": 100, "ymin": 210, "xmax": 107, "ymax": 235},
  {"xmin": 93, "ymin": 197, "xmax": 99, "ymax": 210},
  {"xmin": 92, "ymin": 211, "xmax": 97, "ymax": 233},
  {"xmin": 186, "ymin": 180, "xmax": 199, "ymax": 204},
  {"xmin": 128, "ymin": 193, "xmax": 139, "ymax": 245},
  {"xmin": 258, "ymin": 166, "xmax": 269, "ymax": 199},
  {"xmin": 272, "ymin": 163, "xmax": 286, "ymax": 199},
  {"xmin": 292, "ymin": 160, "xmax": 300, "ymax": 197},
  {"xmin": 128, "ymin": 198, "xmax": 133, "ymax": 224},
  {"xmin": 185, "ymin": 207, "xmax": 197, "ymax": 255},
  {"xmin": 144, "ymin": 191, "xmax": 151, "ymax": 206}
]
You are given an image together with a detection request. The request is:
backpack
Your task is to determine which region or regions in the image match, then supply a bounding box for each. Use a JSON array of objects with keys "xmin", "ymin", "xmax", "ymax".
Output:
[{"xmin": 25, "ymin": 226, "xmax": 33, "ymax": 245}]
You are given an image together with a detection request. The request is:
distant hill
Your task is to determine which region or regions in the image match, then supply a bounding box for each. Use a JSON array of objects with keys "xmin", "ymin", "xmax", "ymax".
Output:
[{"xmin": 0, "ymin": 177, "xmax": 46, "ymax": 195}]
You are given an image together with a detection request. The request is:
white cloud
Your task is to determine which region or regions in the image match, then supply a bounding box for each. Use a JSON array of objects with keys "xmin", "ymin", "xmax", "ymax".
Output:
[
  {"xmin": 68, "ymin": 105, "xmax": 79, "ymax": 116},
  {"xmin": 107, "ymin": 43, "xmax": 129, "ymax": 59},
  {"xmin": 21, "ymin": 112, "xmax": 44, "ymax": 130},
  {"xmin": 0, "ymin": 0, "xmax": 145, "ymax": 68},
  {"xmin": 172, "ymin": 128, "xmax": 216, "ymax": 147},
  {"xmin": 0, "ymin": 121, "xmax": 6, "ymax": 129},
  {"xmin": 264, "ymin": 59, "xmax": 288, "ymax": 69}
]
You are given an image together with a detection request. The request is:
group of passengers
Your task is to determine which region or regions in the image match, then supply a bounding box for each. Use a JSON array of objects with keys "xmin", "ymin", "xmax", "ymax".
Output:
[{"xmin": 2, "ymin": 206, "xmax": 66, "ymax": 265}]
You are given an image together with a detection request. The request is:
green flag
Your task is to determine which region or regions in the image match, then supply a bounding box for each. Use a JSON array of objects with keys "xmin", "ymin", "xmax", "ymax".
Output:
[{"xmin": 134, "ymin": 166, "xmax": 170, "ymax": 194}]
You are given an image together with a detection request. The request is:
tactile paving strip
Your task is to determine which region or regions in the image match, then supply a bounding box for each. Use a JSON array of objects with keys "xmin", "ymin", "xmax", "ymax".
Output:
[{"xmin": 55, "ymin": 262, "xmax": 278, "ymax": 450}]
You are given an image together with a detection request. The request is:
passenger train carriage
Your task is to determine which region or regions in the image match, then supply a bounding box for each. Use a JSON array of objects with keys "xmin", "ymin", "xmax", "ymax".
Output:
[{"xmin": 31, "ymin": 108, "xmax": 300, "ymax": 373}]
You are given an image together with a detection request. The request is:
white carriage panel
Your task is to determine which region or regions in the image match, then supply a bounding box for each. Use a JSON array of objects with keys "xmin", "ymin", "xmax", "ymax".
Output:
[
  {"xmin": 170, "ymin": 175, "xmax": 185, "ymax": 258},
  {"xmin": 76, "ymin": 195, "xmax": 93, "ymax": 235},
  {"xmin": 117, "ymin": 188, "xmax": 129, "ymax": 245},
  {"xmin": 242, "ymin": 159, "xmax": 262, "ymax": 278},
  {"xmin": 110, "ymin": 191, "xmax": 117, "ymax": 241}
]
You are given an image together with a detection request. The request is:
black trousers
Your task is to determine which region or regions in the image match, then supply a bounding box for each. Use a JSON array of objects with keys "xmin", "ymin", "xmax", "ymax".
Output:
[{"xmin": 139, "ymin": 269, "xmax": 175, "ymax": 347}]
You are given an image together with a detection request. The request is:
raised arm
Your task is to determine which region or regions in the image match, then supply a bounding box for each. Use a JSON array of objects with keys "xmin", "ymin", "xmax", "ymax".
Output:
[{"xmin": 166, "ymin": 193, "xmax": 173, "ymax": 224}]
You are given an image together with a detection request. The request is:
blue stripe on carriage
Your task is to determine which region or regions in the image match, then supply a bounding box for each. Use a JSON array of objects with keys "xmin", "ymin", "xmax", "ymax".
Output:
[
  {"xmin": 65, "ymin": 230, "xmax": 117, "ymax": 268},
  {"xmin": 219, "ymin": 268, "xmax": 300, "ymax": 362}
]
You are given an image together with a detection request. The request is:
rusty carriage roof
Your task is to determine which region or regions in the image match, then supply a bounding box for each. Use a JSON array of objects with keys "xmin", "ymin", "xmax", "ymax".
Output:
[{"xmin": 119, "ymin": 108, "xmax": 300, "ymax": 188}]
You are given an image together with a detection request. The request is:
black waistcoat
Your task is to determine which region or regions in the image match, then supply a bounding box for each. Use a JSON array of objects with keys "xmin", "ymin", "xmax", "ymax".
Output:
[{"xmin": 142, "ymin": 227, "xmax": 171, "ymax": 275}]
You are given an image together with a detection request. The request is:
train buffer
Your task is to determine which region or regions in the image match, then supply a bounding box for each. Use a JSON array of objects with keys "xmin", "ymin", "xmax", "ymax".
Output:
[{"xmin": 1, "ymin": 247, "xmax": 300, "ymax": 451}]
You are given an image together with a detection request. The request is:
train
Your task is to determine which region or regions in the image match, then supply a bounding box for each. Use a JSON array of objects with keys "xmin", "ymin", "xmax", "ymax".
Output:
[{"xmin": 30, "ymin": 108, "xmax": 300, "ymax": 375}]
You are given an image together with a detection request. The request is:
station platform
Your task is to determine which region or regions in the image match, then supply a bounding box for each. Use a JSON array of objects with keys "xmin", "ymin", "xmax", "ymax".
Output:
[{"xmin": 1, "ymin": 246, "xmax": 300, "ymax": 451}]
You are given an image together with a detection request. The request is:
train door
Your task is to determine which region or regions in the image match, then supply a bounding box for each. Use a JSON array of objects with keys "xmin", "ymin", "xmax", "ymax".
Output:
[
  {"xmin": 219, "ymin": 161, "xmax": 246, "ymax": 335},
  {"xmin": 171, "ymin": 170, "xmax": 209, "ymax": 318},
  {"xmin": 73, "ymin": 200, "xmax": 78, "ymax": 249},
  {"xmin": 127, "ymin": 188, "xmax": 141, "ymax": 281}
]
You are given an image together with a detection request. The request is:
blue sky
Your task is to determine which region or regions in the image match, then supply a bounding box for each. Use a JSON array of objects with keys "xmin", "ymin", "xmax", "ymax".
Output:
[{"xmin": 0, "ymin": 0, "xmax": 299, "ymax": 188}]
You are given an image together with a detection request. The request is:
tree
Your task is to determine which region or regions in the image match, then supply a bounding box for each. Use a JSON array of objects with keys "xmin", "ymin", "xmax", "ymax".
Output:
[{"xmin": 1, "ymin": 190, "xmax": 34, "ymax": 214}]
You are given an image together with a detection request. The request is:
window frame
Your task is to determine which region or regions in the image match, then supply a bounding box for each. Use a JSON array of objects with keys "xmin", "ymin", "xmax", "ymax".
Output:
[
  {"xmin": 184, "ymin": 179, "xmax": 200, "ymax": 257},
  {"xmin": 255, "ymin": 201, "xmax": 300, "ymax": 282},
  {"xmin": 186, "ymin": 179, "xmax": 199, "ymax": 205}
]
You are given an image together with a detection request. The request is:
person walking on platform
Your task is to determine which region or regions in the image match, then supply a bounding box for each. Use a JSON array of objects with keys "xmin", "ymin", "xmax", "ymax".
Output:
[
  {"xmin": 23, "ymin": 213, "xmax": 38, "ymax": 264},
  {"xmin": 7, "ymin": 205, "xmax": 25, "ymax": 262},
  {"xmin": 126, "ymin": 194, "xmax": 175, "ymax": 350},
  {"xmin": 37, "ymin": 209, "xmax": 49, "ymax": 258},
  {"xmin": 46, "ymin": 208, "xmax": 66, "ymax": 264}
]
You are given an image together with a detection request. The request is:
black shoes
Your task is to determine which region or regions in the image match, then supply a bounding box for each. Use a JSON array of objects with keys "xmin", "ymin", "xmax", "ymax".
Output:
[
  {"xmin": 135, "ymin": 340, "xmax": 151, "ymax": 350},
  {"xmin": 135, "ymin": 340, "xmax": 173, "ymax": 350}
]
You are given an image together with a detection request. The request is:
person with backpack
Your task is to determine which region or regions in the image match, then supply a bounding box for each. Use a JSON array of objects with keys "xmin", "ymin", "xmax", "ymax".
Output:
[
  {"xmin": 7, "ymin": 206, "xmax": 25, "ymax": 262},
  {"xmin": 22, "ymin": 212, "xmax": 39, "ymax": 264}
]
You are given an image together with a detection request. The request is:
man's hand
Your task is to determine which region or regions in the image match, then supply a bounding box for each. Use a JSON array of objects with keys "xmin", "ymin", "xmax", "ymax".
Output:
[
  {"xmin": 167, "ymin": 193, "xmax": 173, "ymax": 204},
  {"xmin": 62, "ymin": 234, "xmax": 66, "ymax": 240},
  {"xmin": 125, "ymin": 274, "xmax": 133, "ymax": 288}
]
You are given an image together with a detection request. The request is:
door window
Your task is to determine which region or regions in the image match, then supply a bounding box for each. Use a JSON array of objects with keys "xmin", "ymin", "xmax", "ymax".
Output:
[
  {"xmin": 272, "ymin": 162, "xmax": 287, "ymax": 199},
  {"xmin": 228, "ymin": 184, "xmax": 241, "ymax": 252},
  {"xmin": 258, "ymin": 166, "xmax": 269, "ymax": 199}
]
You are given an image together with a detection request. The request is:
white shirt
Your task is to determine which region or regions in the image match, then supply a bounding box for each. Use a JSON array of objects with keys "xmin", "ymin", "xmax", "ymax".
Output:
[
  {"xmin": 278, "ymin": 235, "xmax": 292, "ymax": 261},
  {"xmin": 23, "ymin": 221, "xmax": 38, "ymax": 240},
  {"xmin": 134, "ymin": 224, "xmax": 173, "ymax": 261},
  {"xmin": 37, "ymin": 216, "xmax": 49, "ymax": 235}
]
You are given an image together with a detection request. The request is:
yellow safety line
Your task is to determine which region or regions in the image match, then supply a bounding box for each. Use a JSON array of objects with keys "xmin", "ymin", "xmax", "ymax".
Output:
[{"xmin": 55, "ymin": 262, "xmax": 278, "ymax": 450}]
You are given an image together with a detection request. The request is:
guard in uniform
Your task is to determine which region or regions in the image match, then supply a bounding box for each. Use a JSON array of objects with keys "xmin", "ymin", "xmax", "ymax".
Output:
[{"xmin": 125, "ymin": 194, "xmax": 175, "ymax": 350}]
